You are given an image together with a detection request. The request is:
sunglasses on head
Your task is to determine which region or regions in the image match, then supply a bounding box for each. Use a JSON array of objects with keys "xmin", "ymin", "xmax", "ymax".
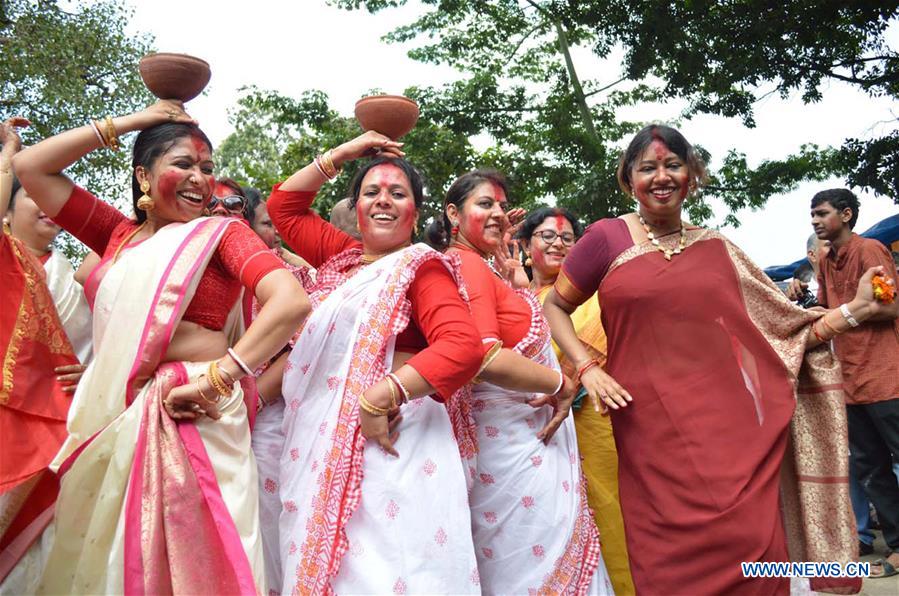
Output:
[{"xmin": 208, "ymin": 195, "xmax": 246, "ymax": 212}]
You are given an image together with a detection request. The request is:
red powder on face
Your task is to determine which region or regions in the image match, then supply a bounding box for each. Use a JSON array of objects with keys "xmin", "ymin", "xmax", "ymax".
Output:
[
  {"xmin": 551, "ymin": 215, "xmax": 567, "ymax": 233},
  {"xmin": 190, "ymin": 134, "xmax": 209, "ymax": 155},
  {"xmin": 531, "ymin": 243, "xmax": 548, "ymax": 270},
  {"xmin": 650, "ymin": 139, "xmax": 669, "ymax": 162},
  {"xmin": 156, "ymin": 170, "xmax": 182, "ymax": 204},
  {"xmin": 462, "ymin": 208, "xmax": 488, "ymax": 239},
  {"xmin": 491, "ymin": 183, "xmax": 506, "ymax": 204},
  {"xmin": 356, "ymin": 164, "xmax": 416, "ymax": 241},
  {"xmin": 213, "ymin": 183, "xmax": 233, "ymax": 199}
]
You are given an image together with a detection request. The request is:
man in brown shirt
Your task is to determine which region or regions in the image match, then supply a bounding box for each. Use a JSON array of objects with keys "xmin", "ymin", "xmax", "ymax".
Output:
[{"xmin": 813, "ymin": 189, "xmax": 899, "ymax": 577}]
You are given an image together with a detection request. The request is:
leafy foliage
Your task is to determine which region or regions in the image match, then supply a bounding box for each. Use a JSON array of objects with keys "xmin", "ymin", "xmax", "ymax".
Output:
[
  {"xmin": 320, "ymin": 0, "xmax": 898, "ymax": 224},
  {"xmin": 1, "ymin": 0, "xmax": 155, "ymax": 257}
]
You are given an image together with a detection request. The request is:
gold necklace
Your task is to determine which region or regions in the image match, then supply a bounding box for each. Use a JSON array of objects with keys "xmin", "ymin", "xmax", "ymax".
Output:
[
  {"xmin": 112, "ymin": 221, "xmax": 148, "ymax": 263},
  {"xmin": 360, "ymin": 253, "xmax": 385, "ymax": 264},
  {"xmin": 638, "ymin": 214, "xmax": 686, "ymax": 261}
]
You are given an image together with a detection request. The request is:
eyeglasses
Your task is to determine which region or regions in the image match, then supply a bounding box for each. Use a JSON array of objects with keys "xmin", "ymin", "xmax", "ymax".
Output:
[
  {"xmin": 208, "ymin": 195, "xmax": 246, "ymax": 213},
  {"xmin": 532, "ymin": 230, "xmax": 576, "ymax": 245}
]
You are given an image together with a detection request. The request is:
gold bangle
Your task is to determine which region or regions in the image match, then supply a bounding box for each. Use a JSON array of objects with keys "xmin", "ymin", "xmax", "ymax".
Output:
[
  {"xmin": 217, "ymin": 362, "xmax": 237, "ymax": 386},
  {"xmin": 207, "ymin": 361, "xmax": 233, "ymax": 397},
  {"xmin": 385, "ymin": 376, "xmax": 398, "ymax": 409},
  {"xmin": 359, "ymin": 393, "xmax": 389, "ymax": 416},
  {"xmin": 319, "ymin": 149, "xmax": 340, "ymax": 178},
  {"xmin": 104, "ymin": 116, "xmax": 119, "ymax": 151},
  {"xmin": 196, "ymin": 375, "xmax": 220, "ymax": 405}
]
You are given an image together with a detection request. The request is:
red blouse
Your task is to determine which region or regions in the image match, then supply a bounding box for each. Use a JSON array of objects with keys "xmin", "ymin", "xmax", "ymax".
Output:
[
  {"xmin": 448, "ymin": 245, "xmax": 531, "ymax": 347},
  {"xmin": 52, "ymin": 185, "xmax": 284, "ymax": 330},
  {"xmin": 267, "ymin": 183, "xmax": 482, "ymax": 398}
]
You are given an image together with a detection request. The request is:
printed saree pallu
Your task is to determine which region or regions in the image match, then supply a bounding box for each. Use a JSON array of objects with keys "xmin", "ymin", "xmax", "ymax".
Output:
[
  {"xmin": 37, "ymin": 218, "xmax": 264, "ymax": 595},
  {"xmin": 279, "ymin": 244, "xmax": 479, "ymax": 595}
]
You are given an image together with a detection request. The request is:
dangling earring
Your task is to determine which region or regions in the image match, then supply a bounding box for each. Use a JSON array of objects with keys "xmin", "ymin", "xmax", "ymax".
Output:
[
  {"xmin": 524, "ymin": 253, "xmax": 533, "ymax": 267},
  {"xmin": 450, "ymin": 221, "xmax": 459, "ymax": 236},
  {"xmin": 136, "ymin": 180, "xmax": 155, "ymax": 212}
]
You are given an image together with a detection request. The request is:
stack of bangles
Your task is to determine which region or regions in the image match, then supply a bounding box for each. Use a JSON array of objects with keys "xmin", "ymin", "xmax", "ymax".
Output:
[
  {"xmin": 810, "ymin": 302, "xmax": 858, "ymax": 344},
  {"xmin": 313, "ymin": 149, "xmax": 341, "ymax": 181},
  {"xmin": 575, "ymin": 358, "xmax": 599, "ymax": 383},
  {"xmin": 89, "ymin": 116, "xmax": 120, "ymax": 151},
  {"xmin": 359, "ymin": 373, "xmax": 411, "ymax": 416},
  {"xmin": 194, "ymin": 348, "xmax": 252, "ymax": 412}
]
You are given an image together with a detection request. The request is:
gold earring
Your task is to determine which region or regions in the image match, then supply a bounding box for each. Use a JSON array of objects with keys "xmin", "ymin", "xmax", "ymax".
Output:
[
  {"xmin": 524, "ymin": 254, "xmax": 533, "ymax": 267},
  {"xmin": 136, "ymin": 180, "xmax": 155, "ymax": 212}
]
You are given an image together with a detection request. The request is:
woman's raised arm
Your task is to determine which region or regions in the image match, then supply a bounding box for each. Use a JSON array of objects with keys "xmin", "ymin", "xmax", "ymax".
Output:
[{"xmin": 13, "ymin": 101, "xmax": 195, "ymax": 217}]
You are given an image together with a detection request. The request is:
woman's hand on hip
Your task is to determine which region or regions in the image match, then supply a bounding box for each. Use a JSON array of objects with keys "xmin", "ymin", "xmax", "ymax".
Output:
[
  {"xmin": 528, "ymin": 374, "xmax": 576, "ymax": 444},
  {"xmin": 163, "ymin": 375, "xmax": 222, "ymax": 421},
  {"xmin": 359, "ymin": 383, "xmax": 402, "ymax": 457},
  {"xmin": 54, "ymin": 363, "xmax": 87, "ymax": 394},
  {"xmin": 581, "ymin": 366, "xmax": 632, "ymax": 413}
]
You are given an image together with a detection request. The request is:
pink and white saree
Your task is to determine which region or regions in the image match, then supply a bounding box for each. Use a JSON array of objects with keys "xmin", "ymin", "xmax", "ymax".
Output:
[
  {"xmin": 37, "ymin": 217, "xmax": 264, "ymax": 595},
  {"xmin": 469, "ymin": 289, "xmax": 613, "ymax": 595},
  {"xmin": 279, "ymin": 244, "xmax": 480, "ymax": 595}
]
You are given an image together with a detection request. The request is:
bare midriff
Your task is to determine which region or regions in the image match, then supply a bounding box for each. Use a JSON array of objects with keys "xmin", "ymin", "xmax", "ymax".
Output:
[{"xmin": 163, "ymin": 320, "xmax": 230, "ymax": 363}]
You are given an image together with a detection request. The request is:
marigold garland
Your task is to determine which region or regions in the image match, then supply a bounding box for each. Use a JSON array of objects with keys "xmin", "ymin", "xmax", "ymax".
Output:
[{"xmin": 872, "ymin": 274, "xmax": 896, "ymax": 304}]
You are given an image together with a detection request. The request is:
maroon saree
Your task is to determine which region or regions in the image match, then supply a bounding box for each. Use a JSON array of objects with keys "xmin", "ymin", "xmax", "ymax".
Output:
[{"xmin": 556, "ymin": 222, "xmax": 859, "ymax": 595}]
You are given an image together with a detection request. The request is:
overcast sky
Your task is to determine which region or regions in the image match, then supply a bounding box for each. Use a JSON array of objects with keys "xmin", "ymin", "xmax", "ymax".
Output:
[{"xmin": 125, "ymin": 0, "xmax": 898, "ymax": 269}]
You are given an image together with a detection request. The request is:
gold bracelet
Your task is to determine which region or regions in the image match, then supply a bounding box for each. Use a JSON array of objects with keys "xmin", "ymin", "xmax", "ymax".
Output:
[
  {"xmin": 319, "ymin": 149, "xmax": 340, "ymax": 178},
  {"xmin": 196, "ymin": 375, "xmax": 220, "ymax": 405},
  {"xmin": 359, "ymin": 393, "xmax": 389, "ymax": 416},
  {"xmin": 104, "ymin": 116, "xmax": 119, "ymax": 151},
  {"xmin": 385, "ymin": 376, "xmax": 398, "ymax": 409},
  {"xmin": 217, "ymin": 363, "xmax": 237, "ymax": 386},
  {"xmin": 207, "ymin": 361, "xmax": 233, "ymax": 397}
]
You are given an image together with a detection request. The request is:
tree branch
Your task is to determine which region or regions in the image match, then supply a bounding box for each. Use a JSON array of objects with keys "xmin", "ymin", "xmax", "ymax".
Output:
[
  {"xmin": 583, "ymin": 76, "xmax": 628, "ymax": 97},
  {"xmin": 503, "ymin": 23, "xmax": 544, "ymax": 66}
]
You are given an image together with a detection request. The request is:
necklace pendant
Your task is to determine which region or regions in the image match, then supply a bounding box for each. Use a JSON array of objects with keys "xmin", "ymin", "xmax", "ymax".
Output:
[{"xmin": 664, "ymin": 252, "xmax": 672, "ymax": 261}]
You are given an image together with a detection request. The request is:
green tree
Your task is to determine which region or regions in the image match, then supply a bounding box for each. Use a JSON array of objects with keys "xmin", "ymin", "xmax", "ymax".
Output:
[
  {"xmin": 216, "ymin": 86, "xmax": 476, "ymax": 224},
  {"xmin": 1, "ymin": 0, "xmax": 154, "ymax": 255},
  {"xmin": 331, "ymin": 0, "xmax": 896, "ymax": 223}
]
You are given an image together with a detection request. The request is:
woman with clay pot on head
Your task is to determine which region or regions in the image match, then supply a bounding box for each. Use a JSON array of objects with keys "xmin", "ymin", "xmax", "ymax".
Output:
[
  {"xmin": 267, "ymin": 130, "xmax": 484, "ymax": 594},
  {"xmin": 13, "ymin": 99, "xmax": 310, "ymax": 594}
]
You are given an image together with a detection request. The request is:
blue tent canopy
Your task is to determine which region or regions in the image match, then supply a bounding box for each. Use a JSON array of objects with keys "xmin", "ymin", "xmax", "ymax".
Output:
[{"xmin": 764, "ymin": 214, "xmax": 899, "ymax": 281}]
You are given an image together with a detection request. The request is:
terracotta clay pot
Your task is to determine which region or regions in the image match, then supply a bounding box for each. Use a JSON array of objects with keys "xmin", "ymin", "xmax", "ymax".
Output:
[
  {"xmin": 139, "ymin": 53, "xmax": 211, "ymax": 102},
  {"xmin": 354, "ymin": 95, "xmax": 420, "ymax": 140}
]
